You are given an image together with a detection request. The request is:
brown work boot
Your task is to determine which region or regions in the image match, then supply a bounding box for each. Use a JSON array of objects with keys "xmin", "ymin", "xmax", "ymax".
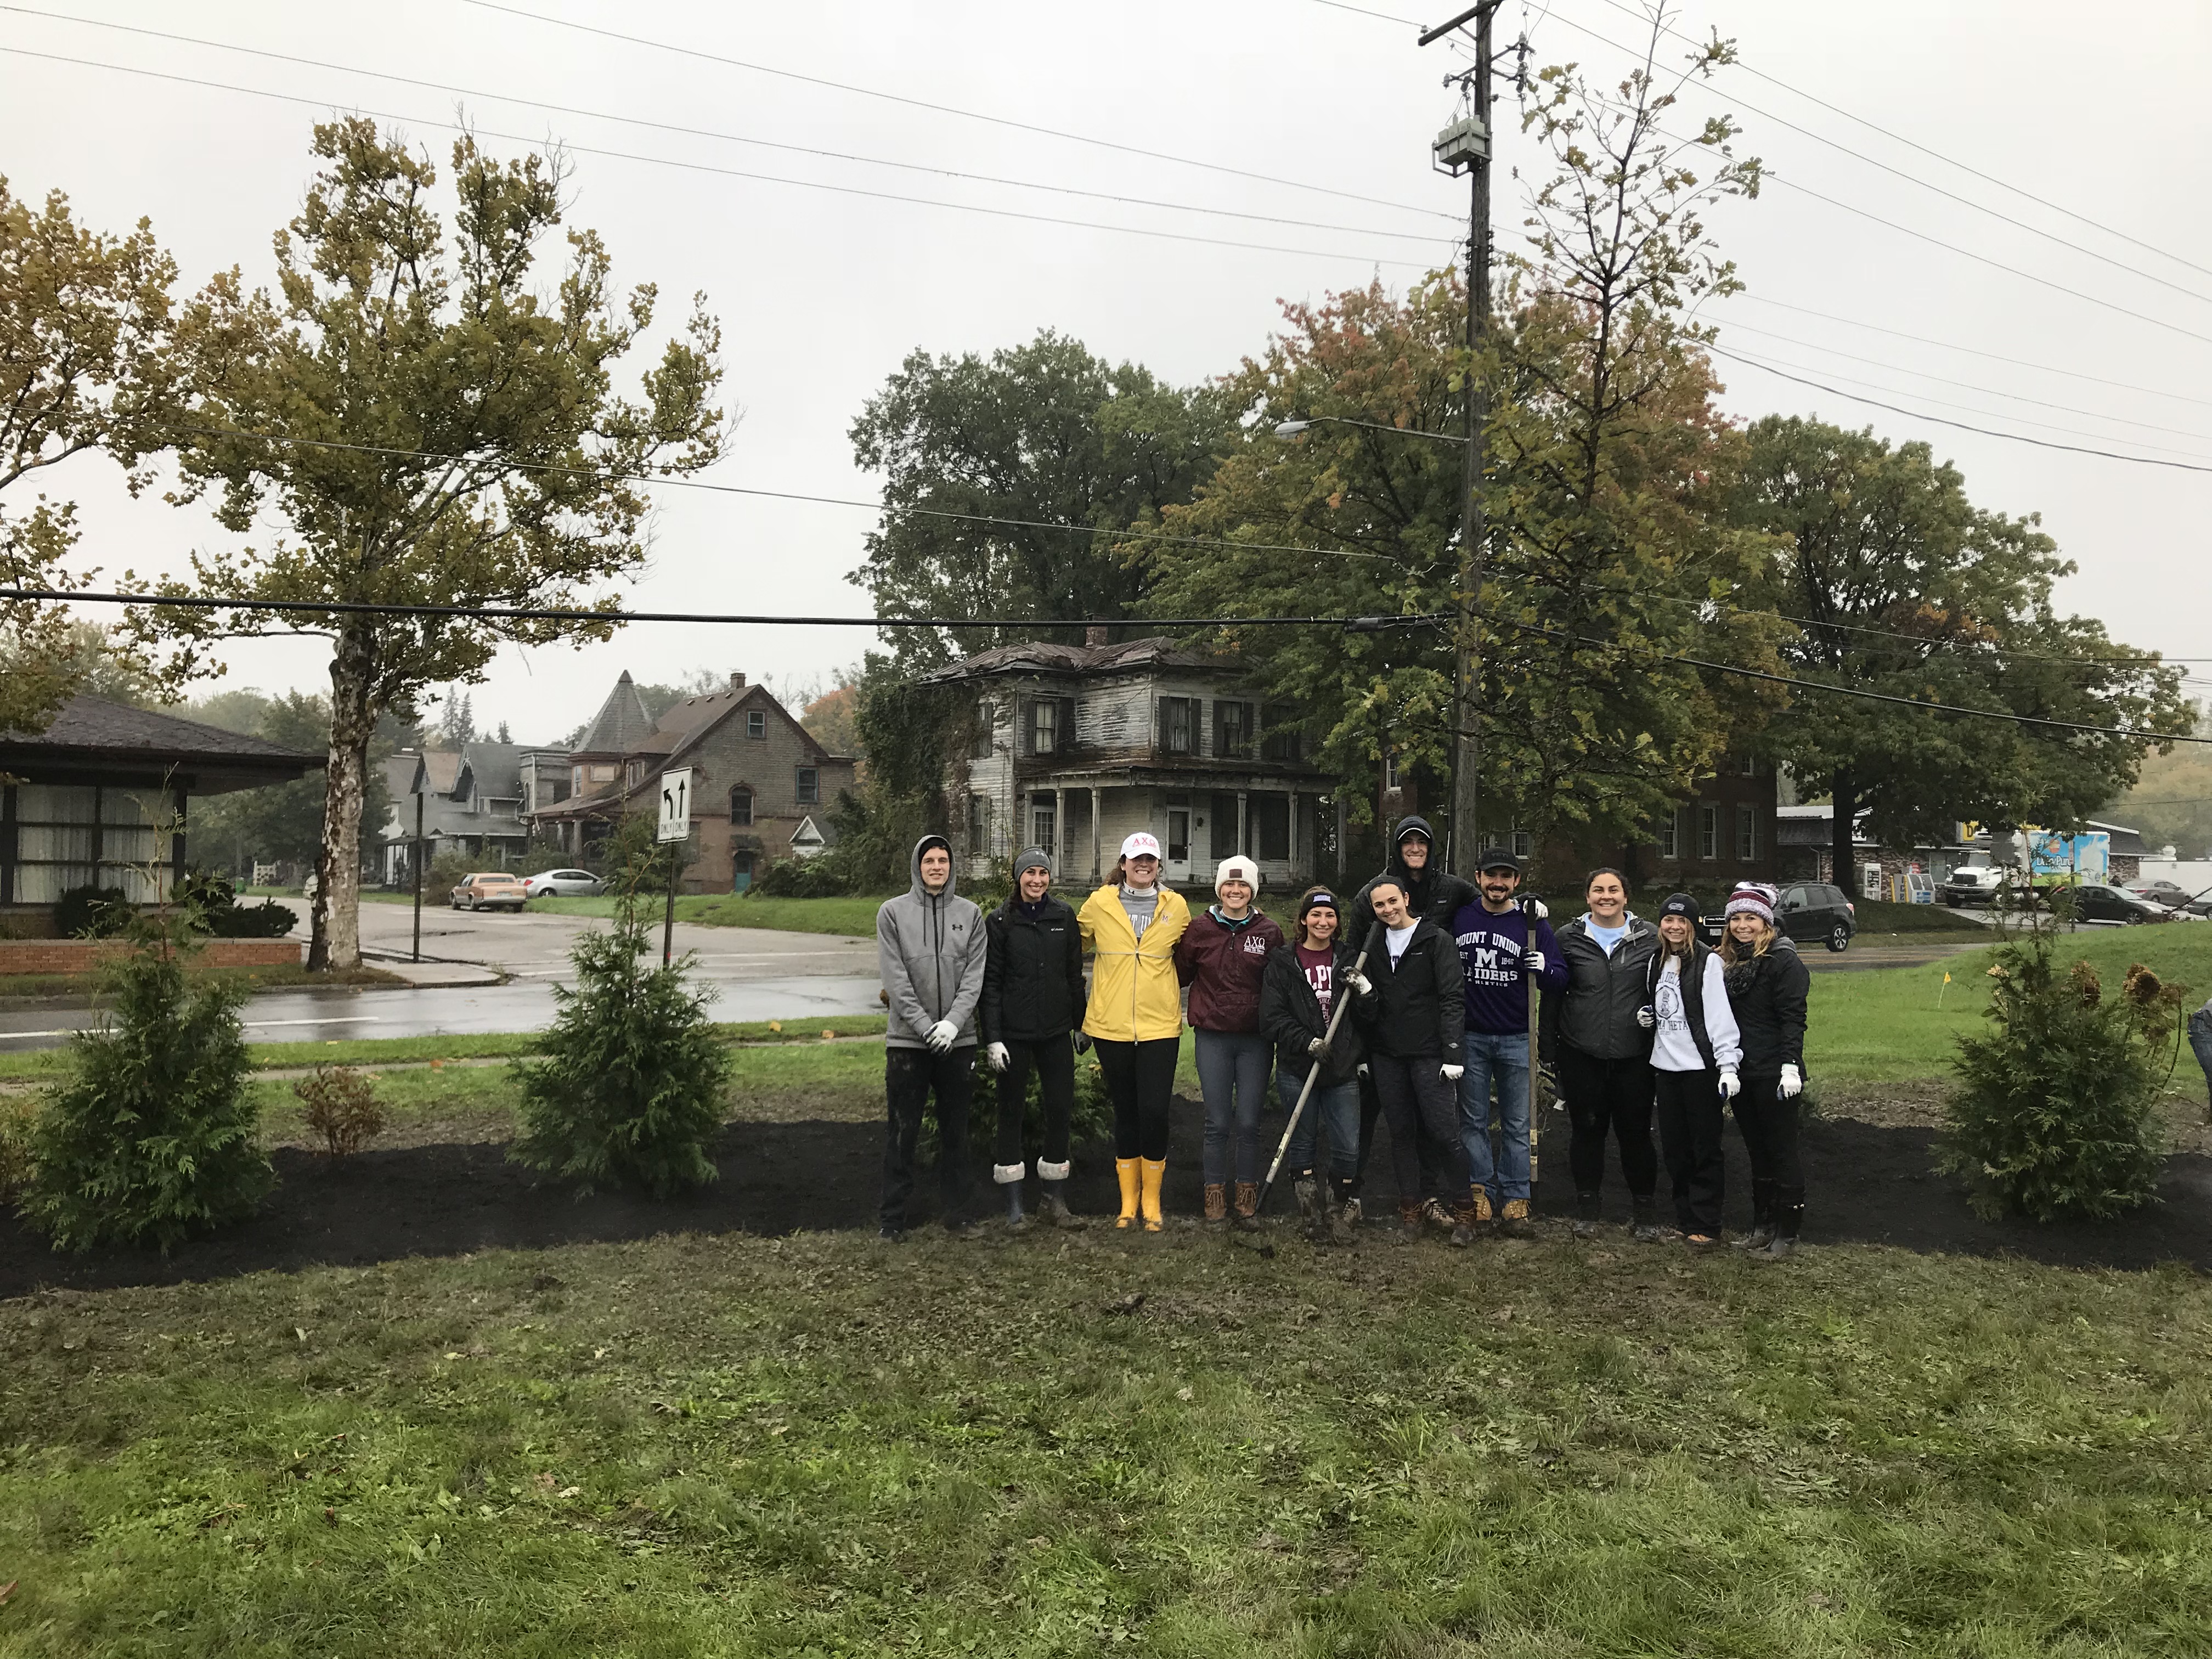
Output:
[
  {"xmin": 1449, "ymin": 1200, "xmax": 1487, "ymax": 1248},
  {"xmin": 1203, "ymin": 1183, "xmax": 1229, "ymax": 1227},
  {"xmin": 1232, "ymin": 1181, "xmax": 1260, "ymax": 1231},
  {"xmin": 1499, "ymin": 1198, "xmax": 1534, "ymax": 1239},
  {"xmin": 1396, "ymin": 1198, "xmax": 1423, "ymax": 1233},
  {"xmin": 1420, "ymin": 1197, "xmax": 1455, "ymax": 1235}
]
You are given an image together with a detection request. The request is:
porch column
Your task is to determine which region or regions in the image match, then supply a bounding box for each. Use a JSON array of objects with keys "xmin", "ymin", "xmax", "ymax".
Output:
[
  {"xmin": 1288, "ymin": 790, "xmax": 1300, "ymax": 881},
  {"xmin": 1090, "ymin": 787, "xmax": 1102, "ymax": 883},
  {"xmin": 1054, "ymin": 787, "xmax": 1065, "ymax": 864},
  {"xmin": 1236, "ymin": 789, "xmax": 1249, "ymax": 857}
]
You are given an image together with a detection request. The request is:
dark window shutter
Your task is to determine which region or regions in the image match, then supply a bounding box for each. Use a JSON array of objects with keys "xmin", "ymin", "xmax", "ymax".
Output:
[
  {"xmin": 1158, "ymin": 697, "xmax": 1172, "ymax": 753},
  {"xmin": 1020, "ymin": 701, "xmax": 1035, "ymax": 757},
  {"xmin": 1057, "ymin": 697, "xmax": 1076, "ymax": 754}
]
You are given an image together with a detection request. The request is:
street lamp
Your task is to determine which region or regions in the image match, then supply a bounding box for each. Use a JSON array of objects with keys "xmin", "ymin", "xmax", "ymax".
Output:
[{"xmin": 1272, "ymin": 415, "xmax": 1468, "ymax": 445}]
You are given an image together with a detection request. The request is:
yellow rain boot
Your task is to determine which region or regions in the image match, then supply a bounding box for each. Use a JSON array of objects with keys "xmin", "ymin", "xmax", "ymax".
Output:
[
  {"xmin": 1115, "ymin": 1159, "xmax": 1141, "ymax": 1230},
  {"xmin": 1140, "ymin": 1159, "xmax": 1167, "ymax": 1233}
]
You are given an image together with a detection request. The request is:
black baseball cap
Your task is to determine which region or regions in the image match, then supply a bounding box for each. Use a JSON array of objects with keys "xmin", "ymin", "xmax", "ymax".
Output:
[{"xmin": 1475, "ymin": 847, "xmax": 1523, "ymax": 873}]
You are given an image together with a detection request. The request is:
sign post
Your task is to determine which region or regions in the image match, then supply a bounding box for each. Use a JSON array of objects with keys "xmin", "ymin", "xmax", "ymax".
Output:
[{"xmin": 657, "ymin": 768, "xmax": 692, "ymax": 967}]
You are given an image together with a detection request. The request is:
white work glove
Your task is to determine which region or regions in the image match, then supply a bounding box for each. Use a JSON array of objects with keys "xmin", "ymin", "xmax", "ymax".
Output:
[
  {"xmin": 926, "ymin": 1018, "xmax": 960, "ymax": 1053},
  {"xmin": 1358, "ymin": 1063, "xmax": 1370, "ymax": 1077},
  {"xmin": 1346, "ymin": 970, "xmax": 1373, "ymax": 997},
  {"xmin": 1306, "ymin": 1036, "xmax": 1328, "ymax": 1057},
  {"xmin": 1718, "ymin": 1068, "xmax": 1741, "ymax": 1100},
  {"xmin": 985, "ymin": 1042, "xmax": 1009, "ymax": 1072},
  {"xmin": 1779, "ymin": 1063, "xmax": 1803, "ymax": 1099},
  {"xmin": 1525, "ymin": 950, "xmax": 1545, "ymax": 973},
  {"xmin": 1635, "ymin": 1006, "xmax": 1656, "ymax": 1030},
  {"xmin": 1441, "ymin": 1063, "xmax": 1465, "ymax": 1082}
]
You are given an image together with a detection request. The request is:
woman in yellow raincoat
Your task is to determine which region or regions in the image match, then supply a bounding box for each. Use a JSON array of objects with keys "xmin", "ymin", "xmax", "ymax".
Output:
[{"xmin": 1078, "ymin": 831, "xmax": 1191, "ymax": 1231}]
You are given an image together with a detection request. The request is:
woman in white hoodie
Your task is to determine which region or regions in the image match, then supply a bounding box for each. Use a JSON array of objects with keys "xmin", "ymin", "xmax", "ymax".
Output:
[{"xmin": 1644, "ymin": 893, "xmax": 1742, "ymax": 1246}]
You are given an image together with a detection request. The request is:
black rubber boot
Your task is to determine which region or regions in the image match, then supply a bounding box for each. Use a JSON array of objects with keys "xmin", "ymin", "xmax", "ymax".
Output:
[
  {"xmin": 1572, "ymin": 1192, "xmax": 1602, "ymax": 1238},
  {"xmin": 1758, "ymin": 1204, "xmax": 1804, "ymax": 1260},
  {"xmin": 1003, "ymin": 1180, "xmax": 1028, "ymax": 1232},
  {"xmin": 1038, "ymin": 1181, "xmax": 1086, "ymax": 1229},
  {"xmin": 1630, "ymin": 1196, "xmax": 1668, "ymax": 1243}
]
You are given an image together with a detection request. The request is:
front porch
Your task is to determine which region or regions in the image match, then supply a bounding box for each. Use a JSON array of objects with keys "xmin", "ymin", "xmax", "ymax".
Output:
[{"xmin": 968, "ymin": 770, "xmax": 1336, "ymax": 895}]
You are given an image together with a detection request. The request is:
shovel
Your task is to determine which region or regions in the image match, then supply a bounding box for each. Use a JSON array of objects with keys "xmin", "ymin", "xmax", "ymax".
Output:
[{"xmin": 1240, "ymin": 919, "xmax": 1384, "ymax": 1257}]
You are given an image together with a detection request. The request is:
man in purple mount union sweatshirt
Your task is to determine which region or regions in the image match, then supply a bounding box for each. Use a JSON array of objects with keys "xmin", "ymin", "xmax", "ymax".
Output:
[{"xmin": 1449, "ymin": 848, "xmax": 1567, "ymax": 1237}]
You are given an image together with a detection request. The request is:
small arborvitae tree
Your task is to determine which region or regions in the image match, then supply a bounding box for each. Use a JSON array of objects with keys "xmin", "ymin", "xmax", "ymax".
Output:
[
  {"xmin": 20, "ymin": 913, "xmax": 269, "ymax": 1250},
  {"xmin": 1940, "ymin": 904, "xmax": 2190, "ymax": 1222},
  {"xmin": 295, "ymin": 1064, "xmax": 386, "ymax": 1158},
  {"xmin": 512, "ymin": 826, "xmax": 733, "ymax": 1195}
]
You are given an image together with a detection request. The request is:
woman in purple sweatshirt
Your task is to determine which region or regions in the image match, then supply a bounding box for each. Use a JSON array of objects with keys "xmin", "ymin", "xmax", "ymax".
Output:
[{"xmin": 1447, "ymin": 849, "xmax": 1567, "ymax": 1235}]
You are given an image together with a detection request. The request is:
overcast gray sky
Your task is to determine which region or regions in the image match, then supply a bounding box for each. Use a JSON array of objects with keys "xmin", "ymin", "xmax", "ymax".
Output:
[{"xmin": 8, "ymin": 0, "xmax": 2209, "ymax": 739}]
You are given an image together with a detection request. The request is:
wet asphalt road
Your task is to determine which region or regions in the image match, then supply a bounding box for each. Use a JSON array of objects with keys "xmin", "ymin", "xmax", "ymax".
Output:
[{"xmin": 1, "ymin": 899, "xmax": 885, "ymax": 1049}]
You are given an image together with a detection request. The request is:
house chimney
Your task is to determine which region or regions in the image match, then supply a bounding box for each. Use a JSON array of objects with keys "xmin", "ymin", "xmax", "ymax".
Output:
[
  {"xmin": 729, "ymin": 672, "xmax": 746, "ymax": 690},
  {"xmin": 1084, "ymin": 624, "xmax": 1110, "ymax": 649}
]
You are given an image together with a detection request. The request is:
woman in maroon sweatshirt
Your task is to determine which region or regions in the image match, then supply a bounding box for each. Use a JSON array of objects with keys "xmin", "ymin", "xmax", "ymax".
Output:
[{"xmin": 1175, "ymin": 855, "xmax": 1285, "ymax": 1227}]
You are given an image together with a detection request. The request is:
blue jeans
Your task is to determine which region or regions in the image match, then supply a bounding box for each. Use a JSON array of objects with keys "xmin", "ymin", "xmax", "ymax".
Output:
[
  {"xmin": 1195, "ymin": 1029, "xmax": 1273, "ymax": 1184},
  {"xmin": 1276, "ymin": 1066, "xmax": 1361, "ymax": 1181},
  {"xmin": 1459, "ymin": 1030, "xmax": 1532, "ymax": 1203}
]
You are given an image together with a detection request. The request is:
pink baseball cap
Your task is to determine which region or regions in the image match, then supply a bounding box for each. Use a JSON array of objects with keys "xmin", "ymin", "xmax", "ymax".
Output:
[{"xmin": 1120, "ymin": 832, "xmax": 1163, "ymax": 860}]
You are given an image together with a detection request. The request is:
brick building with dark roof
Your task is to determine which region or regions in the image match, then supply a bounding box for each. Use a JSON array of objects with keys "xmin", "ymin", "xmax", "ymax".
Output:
[
  {"xmin": 527, "ymin": 671, "xmax": 855, "ymax": 892},
  {"xmin": 1, "ymin": 694, "xmax": 322, "ymax": 926}
]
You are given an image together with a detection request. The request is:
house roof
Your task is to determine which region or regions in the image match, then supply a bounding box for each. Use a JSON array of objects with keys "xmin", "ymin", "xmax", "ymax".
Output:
[
  {"xmin": 455, "ymin": 741, "xmax": 524, "ymax": 800},
  {"xmin": 920, "ymin": 635, "xmax": 1234, "ymax": 684},
  {"xmin": 2086, "ymin": 820, "xmax": 2151, "ymax": 857},
  {"xmin": 0, "ymin": 694, "xmax": 324, "ymax": 795},
  {"xmin": 415, "ymin": 749, "xmax": 462, "ymax": 794},
  {"xmin": 791, "ymin": 813, "xmax": 839, "ymax": 848},
  {"xmin": 572, "ymin": 670, "xmax": 656, "ymax": 755}
]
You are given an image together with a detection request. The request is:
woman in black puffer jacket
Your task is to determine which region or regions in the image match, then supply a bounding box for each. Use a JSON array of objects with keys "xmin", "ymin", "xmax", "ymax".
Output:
[{"xmin": 1716, "ymin": 883, "xmax": 1810, "ymax": 1259}]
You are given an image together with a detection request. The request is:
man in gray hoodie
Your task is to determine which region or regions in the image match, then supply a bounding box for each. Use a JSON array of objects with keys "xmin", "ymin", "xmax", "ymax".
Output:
[{"xmin": 877, "ymin": 833, "xmax": 988, "ymax": 1237}]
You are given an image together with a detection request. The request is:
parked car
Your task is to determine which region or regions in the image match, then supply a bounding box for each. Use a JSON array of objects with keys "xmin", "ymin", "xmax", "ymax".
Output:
[
  {"xmin": 2065, "ymin": 882, "xmax": 2172, "ymax": 925},
  {"xmin": 2126, "ymin": 878, "xmax": 2212, "ymax": 917},
  {"xmin": 1702, "ymin": 881, "xmax": 1858, "ymax": 953},
  {"xmin": 522, "ymin": 868, "xmax": 606, "ymax": 899},
  {"xmin": 450, "ymin": 871, "xmax": 528, "ymax": 912}
]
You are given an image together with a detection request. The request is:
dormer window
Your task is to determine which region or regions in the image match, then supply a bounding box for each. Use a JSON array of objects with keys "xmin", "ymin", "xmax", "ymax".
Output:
[{"xmin": 747, "ymin": 710, "xmax": 766, "ymax": 738}]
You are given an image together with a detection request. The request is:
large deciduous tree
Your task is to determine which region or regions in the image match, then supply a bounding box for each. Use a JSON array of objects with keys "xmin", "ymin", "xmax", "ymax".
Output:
[
  {"xmin": 848, "ymin": 329, "xmax": 1228, "ymax": 669},
  {"xmin": 1146, "ymin": 21, "xmax": 1780, "ymax": 862},
  {"xmin": 144, "ymin": 120, "xmax": 724, "ymax": 969},
  {"xmin": 1730, "ymin": 415, "xmax": 2186, "ymax": 880},
  {"xmin": 0, "ymin": 177, "xmax": 194, "ymax": 734}
]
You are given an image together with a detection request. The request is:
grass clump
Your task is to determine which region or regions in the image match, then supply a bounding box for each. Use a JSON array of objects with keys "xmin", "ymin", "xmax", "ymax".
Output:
[
  {"xmin": 511, "ymin": 831, "xmax": 734, "ymax": 1195},
  {"xmin": 1940, "ymin": 908, "xmax": 2192, "ymax": 1221},
  {"xmin": 294, "ymin": 1064, "xmax": 387, "ymax": 1156},
  {"xmin": 16, "ymin": 916, "xmax": 270, "ymax": 1251}
]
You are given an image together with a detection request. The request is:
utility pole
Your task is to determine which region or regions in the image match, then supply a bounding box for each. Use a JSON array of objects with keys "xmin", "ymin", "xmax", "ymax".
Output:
[{"xmin": 1421, "ymin": 1, "xmax": 1498, "ymax": 877}]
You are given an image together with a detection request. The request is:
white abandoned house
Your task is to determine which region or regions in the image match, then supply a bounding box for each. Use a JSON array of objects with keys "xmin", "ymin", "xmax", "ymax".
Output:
[{"xmin": 924, "ymin": 632, "xmax": 1336, "ymax": 890}]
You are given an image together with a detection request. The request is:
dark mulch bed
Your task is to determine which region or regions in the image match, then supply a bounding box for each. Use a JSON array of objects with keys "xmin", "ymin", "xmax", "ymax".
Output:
[{"xmin": 4, "ymin": 1100, "xmax": 2207, "ymax": 1299}]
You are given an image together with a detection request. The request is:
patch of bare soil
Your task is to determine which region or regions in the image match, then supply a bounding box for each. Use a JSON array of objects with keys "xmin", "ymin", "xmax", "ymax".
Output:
[
  {"xmin": 1820, "ymin": 1079, "xmax": 2212, "ymax": 1156},
  {"xmin": 6, "ymin": 1093, "xmax": 2209, "ymax": 1299}
]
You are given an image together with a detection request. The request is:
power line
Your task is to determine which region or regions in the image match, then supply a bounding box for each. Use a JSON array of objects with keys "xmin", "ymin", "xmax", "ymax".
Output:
[
  {"xmin": 20, "ymin": 582, "xmax": 2204, "ymax": 744},
  {"xmin": 1718, "ymin": 318, "xmax": 2212, "ymax": 445},
  {"xmin": 0, "ymin": 7, "xmax": 1444, "ymax": 245},
  {"xmin": 460, "ymin": 0, "xmax": 1454, "ymax": 222},
  {"xmin": 1503, "ymin": 619, "xmax": 2212, "ymax": 746},
  {"xmin": 0, "ymin": 587, "xmax": 1420, "ymax": 631},
  {"xmin": 1706, "ymin": 349, "xmax": 2212, "ymax": 476},
  {"xmin": 1577, "ymin": 0, "xmax": 2212, "ymax": 284},
  {"xmin": 1538, "ymin": 4, "xmax": 2212, "ymax": 311},
  {"xmin": 1711, "ymin": 342, "xmax": 2212, "ymax": 463},
  {"xmin": 0, "ymin": 47, "xmax": 1446, "ymax": 273},
  {"xmin": 1726, "ymin": 296, "xmax": 2212, "ymax": 413},
  {"xmin": 153, "ymin": 422, "xmax": 1427, "ymax": 565}
]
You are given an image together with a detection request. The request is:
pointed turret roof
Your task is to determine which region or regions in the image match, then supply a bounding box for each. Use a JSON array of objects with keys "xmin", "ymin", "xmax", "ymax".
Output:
[{"xmin": 572, "ymin": 670, "xmax": 654, "ymax": 756}]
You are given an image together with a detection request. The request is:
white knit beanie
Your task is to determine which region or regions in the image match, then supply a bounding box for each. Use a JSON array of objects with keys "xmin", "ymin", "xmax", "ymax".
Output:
[{"xmin": 1215, "ymin": 855, "xmax": 1259, "ymax": 894}]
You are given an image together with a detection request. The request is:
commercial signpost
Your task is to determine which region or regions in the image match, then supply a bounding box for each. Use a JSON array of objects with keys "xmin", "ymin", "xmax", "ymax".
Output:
[{"xmin": 657, "ymin": 768, "xmax": 692, "ymax": 967}]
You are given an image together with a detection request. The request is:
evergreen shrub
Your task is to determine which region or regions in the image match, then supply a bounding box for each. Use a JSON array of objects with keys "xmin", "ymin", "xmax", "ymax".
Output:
[
  {"xmin": 1940, "ymin": 907, "xmax": 2190, "ymax": 1221},
  {"xmin": 19, "ymin": 916, "xmax": 270, "ymax": 1250},
  {"xmin": 511, "ymin": 825, "xmax": 734, "ymax": 1194},
  {"xmin": 53, "ymin": 883, "xmax": 131, "ymax": 939}
]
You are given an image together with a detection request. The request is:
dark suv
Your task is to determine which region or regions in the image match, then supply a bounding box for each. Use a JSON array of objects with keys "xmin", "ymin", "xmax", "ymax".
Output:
[{"xmin": 1701, "ymin": 882, "xmax": 1858, "ymax": 952}]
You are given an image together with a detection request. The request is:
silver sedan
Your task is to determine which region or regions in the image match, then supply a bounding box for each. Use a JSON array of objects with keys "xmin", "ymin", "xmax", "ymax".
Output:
[{"xmin": 521, "ymin": 868, "xmax": 606, "ymax": 899}]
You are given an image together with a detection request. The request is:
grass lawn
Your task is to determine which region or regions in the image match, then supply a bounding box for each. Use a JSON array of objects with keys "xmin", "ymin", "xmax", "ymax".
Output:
[
  {"xmin": 1807, "ymin": 923, "xmax": 2212, "ymax": 1085},
  {"xmin": 3, "ymin": 1227, "xmax": 2209, "ymax": 1654},
  {"xmin": 0, "ymin": 1017, "xmax": 890, "ymax": 1085},
  {"xmin": 530, "ymin": 892, "xmax": 888, "ymax": 936}
]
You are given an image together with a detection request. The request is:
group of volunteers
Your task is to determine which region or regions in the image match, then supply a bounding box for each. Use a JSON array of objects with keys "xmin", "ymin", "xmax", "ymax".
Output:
[{"xmin": 874, "ymin": 815, "xmax": 1811, "ymax": 1259}]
